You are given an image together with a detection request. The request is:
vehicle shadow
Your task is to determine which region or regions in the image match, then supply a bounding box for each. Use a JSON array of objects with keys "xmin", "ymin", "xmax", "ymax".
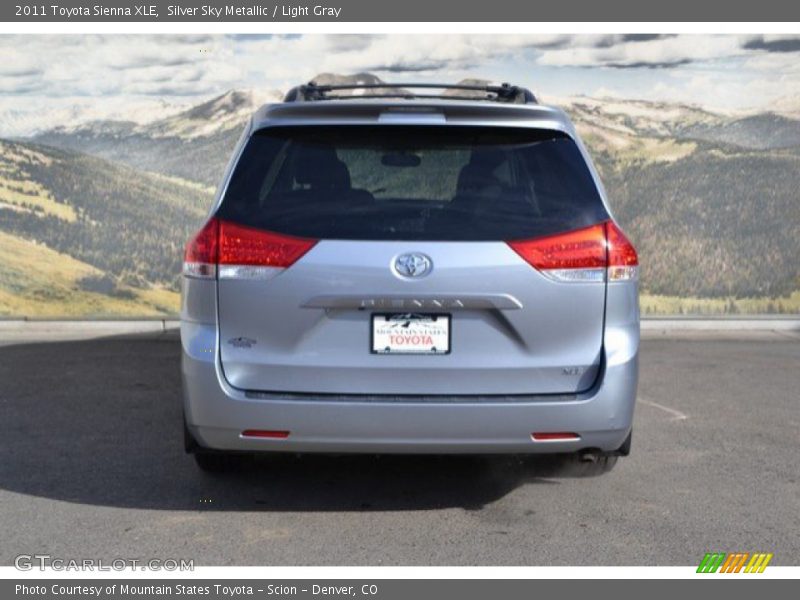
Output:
[{"xmin": 0, "ymin": 332, "xmax": 599, "ymax": 513}]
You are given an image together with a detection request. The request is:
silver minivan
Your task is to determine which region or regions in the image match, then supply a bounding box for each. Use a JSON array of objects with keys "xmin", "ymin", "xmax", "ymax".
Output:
[{"xmin": 181, "ymin": 82, "xmax": 639, "ymax": 473}]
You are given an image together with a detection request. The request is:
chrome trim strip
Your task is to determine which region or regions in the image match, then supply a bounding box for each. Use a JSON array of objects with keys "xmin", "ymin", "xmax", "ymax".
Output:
[
  {"xmin": 301, "ymin": 293, "xmax": 523, "ymax": 310},
  {"xmin": 218, "ymin": 265, "xmax": 284, "ymax": 280}
]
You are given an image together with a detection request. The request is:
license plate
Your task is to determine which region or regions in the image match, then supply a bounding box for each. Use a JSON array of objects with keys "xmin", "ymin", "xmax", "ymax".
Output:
[{"xmin": 371, "ymin": 313, "xmax": 450, "ymax": 355}]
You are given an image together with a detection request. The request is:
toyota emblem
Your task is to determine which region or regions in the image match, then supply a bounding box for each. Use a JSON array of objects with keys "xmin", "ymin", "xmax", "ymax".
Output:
[{"xmin": 394, "ymin": 253, "xmax": 432, "ymax": 278}]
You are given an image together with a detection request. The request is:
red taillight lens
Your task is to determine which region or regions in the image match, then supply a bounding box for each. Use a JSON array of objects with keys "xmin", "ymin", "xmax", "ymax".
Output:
[
  {"xmin": 531, "ymin": 432, "xmax": 581, "ymax": 441},
  {"xmin": 605, "ymin": 221, "xmax": 638, "ymax": 281},
  {"xmin": 182, "ymin": 218, "xmax": 317, "ymax": 279},
  {"xmin": 507, "ymin": 220, "xmax": 638, "ymax": 283},
  {"xmin": 218, "ymin": 221, "xmax": 316, "ymax": 268},
  {"xmin": 183, "ymin": 218, "xmax": 219, "ymax": 279},
  {"xmin": 507, "ymin": 223, "xmax": 607, "ymax": 282},
  {"xmin": 508, "ymin": 223, "xmax": 607, "ymax": 270},
  {"xmin": 241, "ymin": 430, "xmax": 290, "ymax": 439}
]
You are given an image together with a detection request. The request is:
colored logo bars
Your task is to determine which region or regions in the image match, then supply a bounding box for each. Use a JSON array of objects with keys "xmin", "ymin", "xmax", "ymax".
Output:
[{"xmin": 697, "ymin": 552, "xmax": 773, "ymax": 573}]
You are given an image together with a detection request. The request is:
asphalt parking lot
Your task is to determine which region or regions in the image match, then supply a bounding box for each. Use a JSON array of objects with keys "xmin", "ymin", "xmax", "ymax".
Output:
[{"xmin": 0, "ymin": 330, "xmax": 798, "ymax": 565}]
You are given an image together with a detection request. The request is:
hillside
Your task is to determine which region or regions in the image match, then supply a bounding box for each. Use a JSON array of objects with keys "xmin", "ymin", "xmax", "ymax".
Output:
[
  {"xmin": 33, "ymin": 90, "xmax": 282, "ymax": 187},
  {"xmin": 680, "ymin": 113, "xmax": 800, "ymax": 150},
  {"xmin": 598, "ymin": 144, "xmax": 800, "ymax": 298},
  {"xmin": 30, "ymin": 79, "xmax": 397, "ymax": 186},
  {"xmin": 0, "ymin": 138, "xmax": 213, "ymax": 316},
  {"xmin": 562, "ymin": 105, "xmax": 800, "ymax": 300},
  {"xmin": 6, "ymin": 73, "xmax": 800, "ymax": 314},
  {"xmin": 552, "ymin": 95, "xmax": 723, "ymax": 139},
  {"xmin": 0, "ymin": 230, "xmax": 178, "ymax": 317}
]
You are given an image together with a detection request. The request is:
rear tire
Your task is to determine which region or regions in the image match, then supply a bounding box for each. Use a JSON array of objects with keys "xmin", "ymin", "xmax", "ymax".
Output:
[
  {"xmin": 616, "ymin": 430, "xmax": 632, "ymax": 456},
  {"xmin": 193, "ymin": 451, "xmax": 245, "ymax": 473},
  {"xmin": 183, "ymin": 417, "xmax": 199, "ymax": 453},
  {"xmin": 570, "ymin": 453, "xmax": 618, "ymax": 476},
  {"xmin": 185, "ymin": 415, "xmax": 247, "ymax": 473}
]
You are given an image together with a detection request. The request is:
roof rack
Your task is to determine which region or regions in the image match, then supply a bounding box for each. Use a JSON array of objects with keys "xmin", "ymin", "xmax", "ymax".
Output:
[{"xmin": 283, "ymin": 82, "xmax": 537, "ymax": 104}]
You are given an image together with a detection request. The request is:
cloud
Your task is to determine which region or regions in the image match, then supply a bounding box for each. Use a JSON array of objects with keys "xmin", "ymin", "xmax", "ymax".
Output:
[
  {"xmin": 0, "ymin": 34, "xmax": 763, "ymax": 100},
  {"xmin": 0, "ymin": 46, "xmax": 45, "ymax": 79},
  {"xmin": 323, "ymin": 35, "xmax": 378, "ymax": 52},
  {"xmin": 743, "ymin": 35, "xmax": 800, "ymax": 53},
  {"xmin": 226, "ymin": 34, "xmax": 274, "ymax": 42},
  {"xmin": 0, "ymin": 35, "xmax": 245, "ymax": 99},
  {"xmin": 1, "ymin": 32, "xmax": 800, "ymax": 135},
  {"xmin": 327, "ymin": 34, "xmax": 685, "ymax": 74},
  {"xmin": 0, "ymin": 78, "xmax": 46, "ymax": 94},
  {"xmin": 604, "ymin": 59, "xmax": 692, "ymax": 69},
  {"xmin": 620, "ymin": 34, "xmax": 676, "ymax": 42},
  {"xmin": 591, "ymin": 34, "xmax": 675, "ymax": 48},
  {"xmin": 307, "ymin": 35, "xmax": 539, "ymax": 75},
  {"xmin": 536, "ymin": 35, "xmax": 748, "ymax": 68},
  {"xmin": 0, "ymin": 67, "xmax": 43, "ymax": 78},
  {"xmin": 645, "ymin": 70, "xmax": 800, "ymax": 112},
  {"xmin": 363, "ymin": 60, "xmax": 452, "ymax": 73},
  {"xmin": 741, "ymin": 50, "xmax": 800, "ymax": 74}
]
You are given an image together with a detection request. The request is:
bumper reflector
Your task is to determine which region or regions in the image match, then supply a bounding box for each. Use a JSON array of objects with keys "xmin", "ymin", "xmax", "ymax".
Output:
[
  {"xmin": 241, "ymin": 430, "xmax": 290, "ymax": 439},
  {"xmin": 531, "ymin": 432, "xmax": 580, "ymax": 441}
]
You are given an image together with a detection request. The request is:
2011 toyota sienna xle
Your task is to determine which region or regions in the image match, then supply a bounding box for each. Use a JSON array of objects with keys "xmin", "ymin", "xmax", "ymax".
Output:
[{"xmin": 181, "ymin": 82, "xmax": 639, "ymax": 474}]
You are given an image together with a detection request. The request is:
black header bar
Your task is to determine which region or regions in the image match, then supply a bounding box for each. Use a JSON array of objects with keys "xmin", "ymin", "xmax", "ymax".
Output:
[{"xmin": 4, "ymin": 0, "xmax": 800, "ymax": 22}]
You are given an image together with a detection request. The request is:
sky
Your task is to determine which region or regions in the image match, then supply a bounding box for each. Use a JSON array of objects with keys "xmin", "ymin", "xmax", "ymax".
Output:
[{"xmin": 1, "ymin": 33, "xmax": 800, "ymax": 135}]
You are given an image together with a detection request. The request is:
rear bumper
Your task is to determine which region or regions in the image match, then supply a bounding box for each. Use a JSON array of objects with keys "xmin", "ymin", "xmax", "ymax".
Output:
[{"xmin": 181, "ymin": 321, "xmax": 638, "ymax": 455}]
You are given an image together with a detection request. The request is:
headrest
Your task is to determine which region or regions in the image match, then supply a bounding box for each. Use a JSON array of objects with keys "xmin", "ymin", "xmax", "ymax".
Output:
[
  {"xmin": 456, "ymin": 149, "xmax": 506, "ymax": 195},
  {"xmin": 294, "ymin": 146, "xmax": 351, "ymax": 190}
]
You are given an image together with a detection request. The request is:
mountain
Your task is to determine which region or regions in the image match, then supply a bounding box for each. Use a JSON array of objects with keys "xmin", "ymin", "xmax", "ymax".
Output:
[
  {"xmin": 598, "ymin": 143, "xmax": 800, "ymax": 298},
  {"xmin": 555, "ymin": 96, "xmax": 800, "ymax": 298},
  {"xmin": 0, "ymin": 137, "xmax": 213, "ymax": 316},
  {"xmin": 552, "ymin": 95, "xmax": 723, "ymax": 139},
  {"xmin": 7, "ymin": 73, "xmax": 800, "ymax": 314},
  {"xmin": 32, "ymin": 89, "xmax": 282, "ymax": 187},
  {"xmin": 771, "ymin": 95, "xmax": 800, "ymax": 120},
  {"xmin": 554, "ymin": 94, "xmax": 800, "ymax": 152},
  {"xmin": 0, "ymin": 96, "xmax": 189, "ymax": 138},
  {"xmin": 680, "ymin": 113, "xmax": 800, "ymax": 150},
  {"xmin": 138, "ymin": 89, "xmax": 282, "ymax": 139},
  {"xmin": 31, "ymin": 82, "xmax": 402, "ymax": 187}
]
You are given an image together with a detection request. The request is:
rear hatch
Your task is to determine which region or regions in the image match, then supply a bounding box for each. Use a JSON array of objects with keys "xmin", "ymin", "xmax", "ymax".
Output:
[{"xmin": 211, "ymin": 125, "xmax": 610, "ymax": 396}]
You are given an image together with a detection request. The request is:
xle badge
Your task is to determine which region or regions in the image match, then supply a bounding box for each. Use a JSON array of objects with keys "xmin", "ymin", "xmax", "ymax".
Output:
[{"xmin": 228, "ymin": 337, "xmax": 256, "ymax": 349}]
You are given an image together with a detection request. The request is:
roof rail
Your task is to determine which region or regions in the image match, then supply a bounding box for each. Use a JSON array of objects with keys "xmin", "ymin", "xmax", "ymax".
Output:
[{"xmin": 283, "ymin": 82, "xmax": 537, "ymax": 104}]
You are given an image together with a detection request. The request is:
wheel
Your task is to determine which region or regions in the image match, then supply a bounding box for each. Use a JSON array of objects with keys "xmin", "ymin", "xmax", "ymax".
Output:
[
  {"xmin": 569, "ymin": 453, "xmax": 618, "ymax": 476},
  {"xmin": 522, "ymin": 451, "xmax": 619, "ymax": 477},
  {"xmin": 616, "ymin": 430, "xmax": 632, "ymax": 456},
  {"xmin": 185, "ymin": 415, "xmax": 246, "ymax": 473},
  {"xmin": 193, "ymin": 451, "xmax": 246, "ymax": 473},
  {"xmin": 183, "ymin": 417, "xmax": 199, "ymax": 453}
]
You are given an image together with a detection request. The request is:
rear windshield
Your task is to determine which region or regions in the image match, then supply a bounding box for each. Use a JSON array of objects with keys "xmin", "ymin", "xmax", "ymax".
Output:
[{"xmin": 217, "ymin": 125, "xmax": 608, "ymax": 241}]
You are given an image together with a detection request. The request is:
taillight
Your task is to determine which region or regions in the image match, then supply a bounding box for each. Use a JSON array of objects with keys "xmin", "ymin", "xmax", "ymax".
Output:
[
  {"xmin": 605, "ymin": 221, "xmax": 639, "ymax": 282},
  {"xmin": 218, "ymin": 221, "xmax": 316, "ymax": 273},
  {"xmin": 183, "ymin": 218, "xmax": 317, "ymax": 280},
  {"xmin": 508, "ymin": 223, "xmax": 607, "ymax": 283},
  {"xmin": 183, "ymin": 218, "xmax": 218, "ymax": 279},
  {"xmin": 507, "ymin": 220, "xmax": 637, "ymax": 283}
]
